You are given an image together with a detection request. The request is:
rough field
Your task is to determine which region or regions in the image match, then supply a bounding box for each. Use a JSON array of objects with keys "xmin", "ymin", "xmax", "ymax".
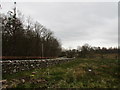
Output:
[{"xmin": 2, "ymin": 58, "xmax": 120, "ymax": 88}]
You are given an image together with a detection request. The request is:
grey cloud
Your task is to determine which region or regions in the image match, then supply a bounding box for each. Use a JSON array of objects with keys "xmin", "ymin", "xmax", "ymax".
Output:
[{"xmin": 1, "ymin": 2, "xmax": 118, "ymax": 48}]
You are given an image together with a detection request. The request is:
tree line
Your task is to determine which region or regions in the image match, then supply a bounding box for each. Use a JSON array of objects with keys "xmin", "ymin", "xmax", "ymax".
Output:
[
  {"xmin": 1, "ymin": 10, "xmax": 61, "ymax": 57},
  {"xmin": 60, "ymin": 43, "xmax": 119, "ymax": 59}
]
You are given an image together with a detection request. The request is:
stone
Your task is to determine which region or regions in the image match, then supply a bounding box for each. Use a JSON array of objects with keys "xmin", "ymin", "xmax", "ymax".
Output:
[
  {"xmin": 0, "ymin": 80, "xmax": 7, "ymax": 84},
  {"xmin": 21, "ymin": 79, "xmax": 25, "ymax": 83},
  {"xmin": 13, "ymin": 69, "xmax": 16, "ymax": 73}
]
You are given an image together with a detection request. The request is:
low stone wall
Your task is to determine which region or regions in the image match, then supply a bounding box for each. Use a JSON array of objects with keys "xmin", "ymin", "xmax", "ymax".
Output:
[{"xmin": 2, "ymin": 58, "xmax": 74, "ymax": 75}]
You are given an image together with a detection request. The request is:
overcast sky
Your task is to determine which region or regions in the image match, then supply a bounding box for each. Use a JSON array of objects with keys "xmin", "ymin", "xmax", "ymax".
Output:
[{"xmin": 0, "ymin": 2, "xmax": 118, "ymax": 49}]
